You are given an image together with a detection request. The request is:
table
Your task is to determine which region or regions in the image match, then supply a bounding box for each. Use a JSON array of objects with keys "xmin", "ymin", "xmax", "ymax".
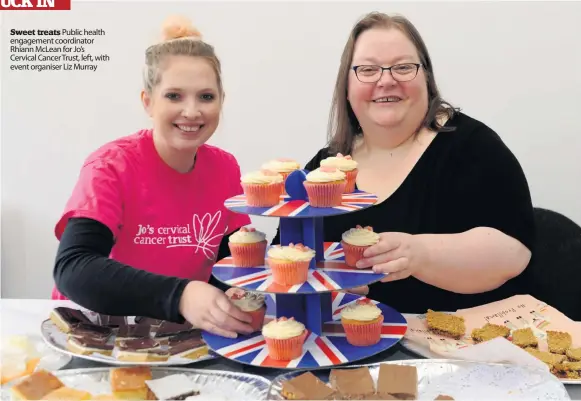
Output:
[{"xmin": 2, "ymin": 299, "xmax": 579, "ymax": 399}]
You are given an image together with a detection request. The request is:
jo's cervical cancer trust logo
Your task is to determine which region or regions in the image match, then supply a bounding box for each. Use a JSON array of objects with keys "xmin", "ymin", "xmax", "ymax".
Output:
[{"xmin": 1, "ymin": 0, "xmax": 70, "ymax": 9}]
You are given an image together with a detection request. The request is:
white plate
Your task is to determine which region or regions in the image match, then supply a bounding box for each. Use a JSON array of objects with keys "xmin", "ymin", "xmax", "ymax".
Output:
[
  {"xmin": 1, "ymin": 366, "xmax": 271, "ymax": 400},
  {"xmin": 268, "ymin": 359, "xmax": 571, "ymax": 400},
  {"xmin": 40, "ymin": 319, "xmax": 215, "ymax": 366}
]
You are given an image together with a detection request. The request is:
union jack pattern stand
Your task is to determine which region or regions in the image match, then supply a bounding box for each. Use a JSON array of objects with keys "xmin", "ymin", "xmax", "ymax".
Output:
[{"xmin": 203, "ymin": 169, "xmax": 408, "ymax": 369}]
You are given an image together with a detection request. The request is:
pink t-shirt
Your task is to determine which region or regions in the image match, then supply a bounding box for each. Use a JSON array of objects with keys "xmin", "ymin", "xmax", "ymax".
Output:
[{"xmin": 52, "ymin": 129, "xmax": 250, "ymax": 300}]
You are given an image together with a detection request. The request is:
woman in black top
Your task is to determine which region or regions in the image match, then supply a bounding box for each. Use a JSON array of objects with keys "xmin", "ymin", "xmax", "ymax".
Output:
[{"xmin": 274, "ymin": 12, "xmax": 535, "ymax": 313}]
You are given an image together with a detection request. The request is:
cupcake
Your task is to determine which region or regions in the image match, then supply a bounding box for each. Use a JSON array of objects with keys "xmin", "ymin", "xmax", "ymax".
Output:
[
  {"xmin": 320, "ymin": 153, "xmax": 358, "ymax": 193},
  {"xmin": 341, "ymin": 225, "xmax": 380, "ymax": 267},
  {"xmin": 228, "ymin": 227, "xmax": 267, "ymax": 267},
  {"xmin": 303, "ymin": 167, "xmax": 346, "ymax": 207},
  {"xmin": 262, "ymin": 317, "xmax": 307, "ymax": 360},
  {"xmin": 241, "ymin": 169, "xmax": 284, "ymax": 207},
  {"xmin": 225, "ymin": 288, "xmax": 266, "ymax": 332},
  {"xmin": 266, "ymin": 243, "xmax": 315, "ymax": 286},
  {"xmin": 340, "ymin": 298, "xmax": 384, "ymax": 346},
  {"xmin": 261, "ymin": 158, "xmax": 301, "ymax": 184}
]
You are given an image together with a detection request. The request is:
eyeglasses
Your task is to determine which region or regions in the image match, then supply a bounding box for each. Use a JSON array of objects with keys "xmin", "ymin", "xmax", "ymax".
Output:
[{"xmin": 352, "ymin": 63, "xmax": 422, "ymax": 83}]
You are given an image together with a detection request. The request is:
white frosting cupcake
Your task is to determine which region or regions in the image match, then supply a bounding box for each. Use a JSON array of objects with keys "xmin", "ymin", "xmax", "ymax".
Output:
[
  {"xmin": 241, "ymin": 169, "xmax": 283, "ymax": 185},
  {"xmin": 342, "ymin": 225, "xmax": 380, "ymax": 247},
  {"xmin": 320, "ymin": 153, "xmax": 358, "ymax": 172},
  {"xmin": 305, "ymin": 166, "xmax": 346, "ymax": 183},
  {"xmin": 267, "ymin": 243, "xmax": 315, "ymax": 262},
  {"xmin": 340, "ymin": 299, "xmax": 382, "ymax": 322},
  {"xmin": 229, "ymin": 227, "xmax": 266, "ymax": 244},
  {"xmin": 262, "ymin": 317, "xmax": 305, "ymax": 340},
  {"xmin": 261, "ymin": 158, "xmax": 300, "ymax": 173}
]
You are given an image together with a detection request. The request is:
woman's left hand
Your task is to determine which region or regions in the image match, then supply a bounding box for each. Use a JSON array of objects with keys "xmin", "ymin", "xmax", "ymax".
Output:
[{"xmin": 356, "ymin": 232, "xmax": 428, "ymax": 282}]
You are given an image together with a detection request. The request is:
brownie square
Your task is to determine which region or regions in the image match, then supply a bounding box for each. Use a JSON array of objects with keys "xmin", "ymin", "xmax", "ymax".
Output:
[
  {"xmin": 377, "ymin": 364, "xmax": 418, "ymax": 400},
  {"xmin": 329, "ymin": 367, "xmax": 375, "ymax": 399}
]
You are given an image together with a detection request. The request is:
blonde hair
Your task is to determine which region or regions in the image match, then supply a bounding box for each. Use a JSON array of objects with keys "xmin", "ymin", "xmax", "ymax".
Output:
[{"xmin": 143, "ymin": 15, "xmax": 223, "ymax": 94}]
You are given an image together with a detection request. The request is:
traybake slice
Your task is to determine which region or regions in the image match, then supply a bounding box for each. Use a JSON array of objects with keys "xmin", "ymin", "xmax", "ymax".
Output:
[
  {"xmin": 426, "ymin": 310, "xmax": 466, "ymax": 339},
  {"xmin": 471, "ymin": 323, "xmax": 510, "ymax": 343},
  {"xmin": 281, "ymin": 371, "xmax": 335, "ymax": 400},
  {"xmin": 511, "ymin": 327, "xmax": 538, "ymax": 349},
  {"xmin": 547, "ymin": 330, "xmax": 572, "ymax": 354}
]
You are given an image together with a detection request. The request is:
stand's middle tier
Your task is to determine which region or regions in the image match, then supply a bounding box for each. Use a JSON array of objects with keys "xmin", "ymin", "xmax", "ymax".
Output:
[{"xmin": 211, "ymin": 241, "xmax": 387, "ymax": 294}]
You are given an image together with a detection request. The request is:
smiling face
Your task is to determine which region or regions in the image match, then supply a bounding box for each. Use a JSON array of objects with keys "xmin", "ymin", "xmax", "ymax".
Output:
[
  {"xmin": 348, "ymin": 27, "xmax": 428, "ymax": 131},
  {"xmin": 142, "ymin": 55, "xmax": 222, "ymax": 157}
]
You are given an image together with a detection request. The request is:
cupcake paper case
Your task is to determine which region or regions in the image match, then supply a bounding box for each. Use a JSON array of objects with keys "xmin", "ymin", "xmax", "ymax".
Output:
[
  {"xmin": 341, "ymin": 225, "xmax": 381, "ymax": 267},
  {"xmin": 303, "ymin": 166, "xmax": 346, "ymax": 207},
  {"xmin": 320, "ymin": 153, "xmax": 358, "ymax": 193},
  {"xmin": 241, "ymin": 169, "xmax": 284, "ymax": 207},
  {"xmin": 262, "ymin": 317, "xmax": 307, "ymax": 360},
  {"xmin": 228, "ymin": 227, "xmax": 267, "ymax": 267},
  {"xmin": 266, "ymin": 243, "xmax": 315, "ymax": 286},
  {"xmin": 340, "ymin": 298, "xmax": 384, "ymax": 346},
  {"xmin": 261, "ymin": 158, "xmax": 301, "ymax": 194},
  {"xmin": 225, "ymin": 288, "xmax": 266, "ymax": 332}
]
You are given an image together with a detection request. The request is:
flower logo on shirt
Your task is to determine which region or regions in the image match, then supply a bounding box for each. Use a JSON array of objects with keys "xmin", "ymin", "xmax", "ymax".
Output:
[{"xmin": 191, "ymin": 210, "xmax": 223, "ymax": 259}]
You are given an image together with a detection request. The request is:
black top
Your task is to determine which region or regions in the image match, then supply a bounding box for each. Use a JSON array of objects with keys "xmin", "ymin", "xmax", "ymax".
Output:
[
  {"xmin": 53, "ymin": 217, "xmax": 232, "ymax": 322},
  {"xmin": 275, "ymin": 112, "xmax": 536, "ymax": 313}
]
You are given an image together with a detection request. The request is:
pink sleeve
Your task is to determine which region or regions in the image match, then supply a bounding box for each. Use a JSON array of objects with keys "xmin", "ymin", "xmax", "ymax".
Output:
[
  {"xmin": 54, "ymin": 159, "xmax": 123, "ymax": 240},
  {"xmin": 225, "ymin": 158, "xmax": 251, "ymax": 234}
]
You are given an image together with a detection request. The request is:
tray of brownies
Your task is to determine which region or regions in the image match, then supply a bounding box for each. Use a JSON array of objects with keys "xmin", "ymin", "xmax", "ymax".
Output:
[
  {"xmin": 268, "ymin": 360, "xmax": 570, "ymax": 400},
  {"xmin": 401, "ymin": 295, "xmax": 581, "ymax": 384},
  {"xmin": 2, "ymin": 365, "xmax": 271, "ymax": 400},
  {"xmin": 41, "ymin": 306, "xmax": 214, "ymax": 366}
]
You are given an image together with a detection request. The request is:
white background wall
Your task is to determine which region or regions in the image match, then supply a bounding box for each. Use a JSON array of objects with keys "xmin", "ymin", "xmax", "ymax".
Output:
[{"xmin": 2, "ymin": 1, "xmax": 580, "ymax": 298}]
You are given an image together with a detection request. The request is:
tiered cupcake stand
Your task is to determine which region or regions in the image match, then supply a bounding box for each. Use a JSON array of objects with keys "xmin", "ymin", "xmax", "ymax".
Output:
[{"xmin": 202, "ymin": 170, "xmax": 408, "ymax": 369}]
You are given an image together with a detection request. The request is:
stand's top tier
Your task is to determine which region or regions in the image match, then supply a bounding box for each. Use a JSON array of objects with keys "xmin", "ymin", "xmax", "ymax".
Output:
[{"xmin": 225, "ymin": 169, "xmax": 378, "ymax": 218}]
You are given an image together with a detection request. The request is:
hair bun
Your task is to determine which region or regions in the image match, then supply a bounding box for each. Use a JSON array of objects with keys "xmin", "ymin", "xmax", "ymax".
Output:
[{"xmin": 161, "ymin": 15, "xmax": 202, "ymax": 41}]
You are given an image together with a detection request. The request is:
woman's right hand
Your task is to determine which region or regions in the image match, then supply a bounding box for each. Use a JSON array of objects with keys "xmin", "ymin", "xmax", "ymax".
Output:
[{"xmin": 179, "ymin": 281, "xmax": 254, "ymax": 338}]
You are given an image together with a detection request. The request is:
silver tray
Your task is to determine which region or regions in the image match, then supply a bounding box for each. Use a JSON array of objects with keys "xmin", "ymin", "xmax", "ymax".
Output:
[
  {"xmin": 1, "ymin": 367, "xmax": 271, "ymax": 400},
  {"xmin": 41, "ymin": 319, "xmax": 215, "ymax": 366},
  {"xmin": 268, "ymin": 359, "xmax": 571, "ymax": 400}
]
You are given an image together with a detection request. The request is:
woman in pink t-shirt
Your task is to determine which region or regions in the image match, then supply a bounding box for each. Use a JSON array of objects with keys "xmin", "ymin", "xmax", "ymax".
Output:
[{"xmin": 52, "ymin": 16, "xmax": 254, "ymax": 338}]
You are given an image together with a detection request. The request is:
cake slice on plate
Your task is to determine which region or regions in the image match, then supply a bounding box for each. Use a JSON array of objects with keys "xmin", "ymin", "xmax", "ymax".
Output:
[
  {"xmin": 280, "ymin": 371, "xmax": 335, "ymax": 400},
  {"xmin": 145, "ymin": 373, "xmax": 201, "ymax": 400},
  {"xmin": 116, "ymin": 338, "xmax": 170, "ymax": 362},
  {"xmin": 110, "ymin": 366, "xmax": 153, "ymax": 400},
  {"xmin": 10, "ymin": 370, "xmax": 64, "ymax": 400},
  {"xmin": 49, "ymin": 307, "xmax": 92, "ymax": 333},
  {"xmin": 425, "ymin": 310, "xmax": 465, "ymax": 339}
]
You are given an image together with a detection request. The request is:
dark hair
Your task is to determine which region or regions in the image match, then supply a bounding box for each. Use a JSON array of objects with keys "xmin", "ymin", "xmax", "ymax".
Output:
[{"xmin": 328, "ymin": 12, "xmax": 459, "ymax": 155}]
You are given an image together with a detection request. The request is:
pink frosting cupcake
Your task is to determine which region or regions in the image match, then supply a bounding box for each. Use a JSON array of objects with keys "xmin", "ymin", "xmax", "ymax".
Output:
[
  {"xmin": 320, "ymin": 153, "xmax": 358, "ymax": 193},
  {"xmin": 341, "ymin": 225, "xmax": 380, "ymax": 267},
  {"xmin": 303, "ymin": 166, "xmax": 346, "ymax": 207},
  {"xmin": 228, "ymin": 227, "xmax": 267, "ymax": 267},
  {"xmin": 226, "ymin": 288, "xmax": 266, "ymax": 332},
  {"xmin": 241, "ymin": 169, "xmax": 284, "ymax": 207}
]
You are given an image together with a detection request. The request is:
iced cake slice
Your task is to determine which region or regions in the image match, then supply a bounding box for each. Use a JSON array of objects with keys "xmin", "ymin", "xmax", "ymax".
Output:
[
  {"xmin": 69, "ymin": 323, "xmax": 114, "ymax": 341},
  {"xmin": 67, "ymin": 336, "xmax": 114, "ymax": 356},
  {"xmin": 49, "ymin": 307, "xmax": 92, "ymax": 333},
  {"xmin": 426, "ymin": 310, "xmax": 465, "ymax": 339},
  {"xmin": 511, "ymin": 327, "xmax": 538, "ymax": 349},
  {"xmin": 115, "ymin": 324, "xmax": 152, "ymax": 344},
  {"xmin": 471, "ymin": 323, "xmax": 510, "ymax": 343},
  {"xmin": 281, "ymin": 371, "xmax": 335, "ymax": 400},
  {"xmin": 117, "ymin": 338, "xmax": 170, "ymax": 362},
  {"xmin": 377, "ymin": 363, "xmax": 418, "ymax": 400},
  {"xmin": 153, "ymin": 321, "xmax": 194, "ymax": 338},
  {"xmin": 10, "ymin": 370, "xmax": 64, "ymax": 400},
  {"xmin": 551, "ymin": 361, "xmax": 581, "ymax": 379},
  {"xmin": 110, "ymin": 366, "xmax": 153, "ymax": 400},
  {"xmin": 329, "ymin": 367, "xmax": 375, "ymax": 399},
  {"xmin": 566, "ymin": 347, "xmax": 581, "ymax": 362},
  {"xmin": 145, "ymin": 373, "xmax": 200, "ymax": 400},
  {"xmin": 168, "ymin": 330, "xmax": 208, "ymax": 360},
  {"xmin": 547, "ymin": 330, "xmax": 572, "ymax": 354},
  {"xmin": 525, "ymin": 347, "xmax": 566, "ymax": 368}
]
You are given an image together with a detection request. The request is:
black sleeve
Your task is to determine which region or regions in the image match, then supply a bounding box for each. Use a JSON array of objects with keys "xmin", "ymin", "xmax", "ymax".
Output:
[
  {"xmin": 207, "ymin": 230, "xmax": 238, "ymax": 293},
  {"xmin": 54, "ymin": 218, "xmax": 191, "ymax": 322},
  {"xmin": 437, "ymin": 124, "xmax": 536, "ymax": 251},
  {"xmin": 270, "ymin": 148, "xmax": 331, "ymax": 246}
]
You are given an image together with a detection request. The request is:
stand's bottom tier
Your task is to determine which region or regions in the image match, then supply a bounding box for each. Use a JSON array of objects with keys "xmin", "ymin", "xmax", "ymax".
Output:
[{"xmin": 202, "ymin": 292, "xmax": 408, "ymax": 369}]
